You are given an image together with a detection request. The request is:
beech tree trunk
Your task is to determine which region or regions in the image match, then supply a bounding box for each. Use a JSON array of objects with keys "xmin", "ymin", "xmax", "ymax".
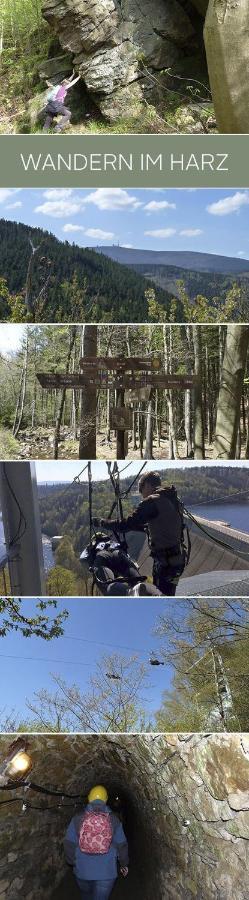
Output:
[
  {"xmin": 12, "ymin": 330, "xmax": 29, "ymax": 437},
  {"xmin": 79, "ymin": 325, "xmax": 97, "ymax": 459},
  {"xmin": 214, "ymin": 325, "xmax": 249, "ymax": 458},
  {"xmin": 145, "ymin": 389, "xmax": 154, "ymax": 459},
  {"xmin": 53, "ymin": 326, "xmax": 77, "ymax": 459},
  {"xmin": 193, "ymin": 324, "xmax": 205, "ymax": 459}
]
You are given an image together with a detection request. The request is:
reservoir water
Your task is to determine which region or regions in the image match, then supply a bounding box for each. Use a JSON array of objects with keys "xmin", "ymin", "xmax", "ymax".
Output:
[{"xmin": 189, "ymin": 503, "xmax": 249, "ymax": 535}]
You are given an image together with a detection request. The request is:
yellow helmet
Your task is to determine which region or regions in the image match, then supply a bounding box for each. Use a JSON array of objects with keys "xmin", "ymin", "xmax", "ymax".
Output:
[{"xmin": 88, "ymin": 785, "xmax": 108, "ymax": 803}]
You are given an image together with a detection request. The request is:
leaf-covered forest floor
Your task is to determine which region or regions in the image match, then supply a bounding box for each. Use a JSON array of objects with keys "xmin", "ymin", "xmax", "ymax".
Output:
[{"xmin": 0, "ymin": 425, "xmax": 227, "ymax": 461}]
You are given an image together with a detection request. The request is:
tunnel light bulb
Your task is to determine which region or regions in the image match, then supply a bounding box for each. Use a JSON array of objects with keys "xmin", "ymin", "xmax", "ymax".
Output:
[
  {"xmin": 8, "ymin": 751, "xmax": 32, "ymax": 777},
  {"xmin": 0, "ymin": 740, "xmax": 33, "ymax": 785}
]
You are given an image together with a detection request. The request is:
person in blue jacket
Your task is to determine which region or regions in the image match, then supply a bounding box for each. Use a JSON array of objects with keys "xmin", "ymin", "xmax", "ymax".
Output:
[{"xmin": 64, "ymin": 784, "xmax": 129, "ymax": 899}]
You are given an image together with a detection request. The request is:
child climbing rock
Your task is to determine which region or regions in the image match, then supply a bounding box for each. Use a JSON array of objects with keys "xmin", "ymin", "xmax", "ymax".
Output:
[
  {"xmin": 43, "ymin": 70, "xmax": 81, "ymax": 132},
  {"xmin": 64, "ymin": 784, "xmax": 129, "ymax": 899}
]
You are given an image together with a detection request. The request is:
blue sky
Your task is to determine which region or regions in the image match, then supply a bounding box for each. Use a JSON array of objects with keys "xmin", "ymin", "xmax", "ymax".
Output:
[
  {"xmin": 0, "ymin": 597, "xmax": 174, "ymax": 721},
  {"xmin": 35, "ymin": 459, "xmax": 249, "ymax": 483},
  {"xmin": 1, "ymin": 187, "xmax": 249, "ymax": 259}
]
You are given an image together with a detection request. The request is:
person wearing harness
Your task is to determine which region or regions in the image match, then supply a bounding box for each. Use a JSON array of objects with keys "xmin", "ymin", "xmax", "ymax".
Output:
[
  {"xmin": 43, "ymin": 71, "xmax": 81, "ymax": 132},
  {"xmin": 64, "ymin": 784, "xmax": 129, "ymax": 900},
  {"xmin": 94, "ymin": 471, "xmax": 188, "ymax": 596}
]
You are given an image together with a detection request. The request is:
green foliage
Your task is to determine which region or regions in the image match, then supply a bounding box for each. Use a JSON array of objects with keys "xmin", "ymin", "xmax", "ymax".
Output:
[
  {"xmin": 46, "ymin": 565, "xmax": 81, "ymax": 596},
  {"xmin": 0, "ymin": 597, "xmax": 68, "ymax": 638},
  {"xmin": 0, "ymin": 428, "xmax": 19, "ymax": 456},
  {"xmin": 155, "ymin": 599, "xmax": 249, "ymax": 732}
]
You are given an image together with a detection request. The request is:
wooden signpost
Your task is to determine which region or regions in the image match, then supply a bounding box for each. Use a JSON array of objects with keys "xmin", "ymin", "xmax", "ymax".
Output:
[
  {"xmin": 37, "ymin": 372, "xmax": 197, "ymax": 390},
  {"xmin": 36, "ymin": 356, "xmax": 198, "ymax": 459}
]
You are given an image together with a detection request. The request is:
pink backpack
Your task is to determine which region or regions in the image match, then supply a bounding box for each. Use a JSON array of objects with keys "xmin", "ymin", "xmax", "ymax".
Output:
[{"xmin": 79, "ymin": 810, "xmax": 113, "ymax": 854}]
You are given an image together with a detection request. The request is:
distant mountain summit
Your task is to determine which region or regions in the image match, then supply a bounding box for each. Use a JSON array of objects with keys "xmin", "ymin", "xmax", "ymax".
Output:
[{"xmin": 94, "ymin": 246, "xmax": 249, "ymax": 275}]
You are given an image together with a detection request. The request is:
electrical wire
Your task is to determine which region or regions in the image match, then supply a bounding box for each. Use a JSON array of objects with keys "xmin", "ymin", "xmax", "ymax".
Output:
[{"xmin": 0, "ymin": 652, "xmax": 93, "ymax": 667}]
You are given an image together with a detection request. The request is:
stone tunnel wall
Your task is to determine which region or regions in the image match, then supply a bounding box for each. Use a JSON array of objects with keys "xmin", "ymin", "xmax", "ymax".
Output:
[
  {"xmin": 41, "ymin": 1, "xmax": 206, "ymax": 119},
  {"xmin": 0, "ymin": 734, "xmax": 249, "ymax": 899}
]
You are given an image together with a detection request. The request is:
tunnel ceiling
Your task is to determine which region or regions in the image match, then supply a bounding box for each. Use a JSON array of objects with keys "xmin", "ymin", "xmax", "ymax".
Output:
[
  {"xmin": 41, "ymin": 0, "xmax": 207, "ymax": 120},
  {"xmin": 0, "ymin": 734, "xmax": 249, "ymax": 899}
]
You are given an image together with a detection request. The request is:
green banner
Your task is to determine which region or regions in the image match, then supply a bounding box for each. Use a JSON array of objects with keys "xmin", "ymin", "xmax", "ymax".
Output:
[{"xmin": 0, "ymin": 134, "xmax": 248, "ymax": 187}]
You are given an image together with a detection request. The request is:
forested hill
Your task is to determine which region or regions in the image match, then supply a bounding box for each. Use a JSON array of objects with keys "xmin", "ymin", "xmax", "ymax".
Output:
[
  {"xmin": 94, "ymin": 246, "xmax": 249, "ymax": 274},
  {"xmin": 39, "ymin": 467, "xmax": 249, "ymax": 558},
  {"xmin": 0, "ymin": 219, "xmax": 175, "ymax": 322},
  {"xmin": 95, "ymin": 247, "xmax": 249, "ymax": 304},
  {"xmin": 132, "ymin": 265, "xmax": 249, "ymax": 304}
]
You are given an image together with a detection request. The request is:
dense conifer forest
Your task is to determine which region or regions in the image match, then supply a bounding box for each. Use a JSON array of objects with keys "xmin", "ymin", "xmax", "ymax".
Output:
[
  {"xmin": 1, "ymin": 219, "xmax": 249, "ymax": 324},
  {"xmin": 0, "ymin": 219, "xmax": 175, "ymax": 322}
]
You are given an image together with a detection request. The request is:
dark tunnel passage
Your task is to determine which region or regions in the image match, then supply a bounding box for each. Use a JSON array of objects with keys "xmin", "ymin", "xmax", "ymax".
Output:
[{"xmin": 0, "ymin": 734, "xmax": 249, "ymax": 900}]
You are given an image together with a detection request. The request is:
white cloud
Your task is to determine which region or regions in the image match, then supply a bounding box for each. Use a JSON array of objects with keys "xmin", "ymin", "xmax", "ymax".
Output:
[
  {"xmin": 144, "ymin": 200, "xmax": 176, "ymax": 211},
  {"xmin": 43, "ymin": 189, "xmax": 74, "ymax": 200},
  {"xmin": 144, "ymin": 228, "xmax": 176, "ymax": 238},
  {"xmin": 237, "ymin": 251, "xmax": 246, "ymax": 257},
  {"xmin": 6, "ymin": 201, "xmax": 23, "ymax": 210},
  {"xmin": 0, "ymin": 189, "xmax": 20, "ymax": 204},
  {"xmin": 63, "ymin": 223, "xmax": 85, "ymax": 233},
  {"xmin": 179, "ymin": 228, "xmax": 203, "ymax": 237},
  {"xmin": 207, "ymin": 192, "xmax": 249, "ymax": 216},
  {"xmin": 84, "ymin": 189, "xmax": 141, "ymax": 211},
  {"xmin": 35, "ymin": 199, "xmax": 82, "ymax": 218},
  {"xmin": 85, "ymin": 228, "xmax": 115, "ymax": 241},
  {"xmin": 121, "ymin": 244, "xmax": 134, "ymax": 249}
]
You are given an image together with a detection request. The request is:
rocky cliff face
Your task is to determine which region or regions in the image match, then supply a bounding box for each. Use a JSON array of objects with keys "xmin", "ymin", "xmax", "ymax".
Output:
[{"xmin": 41, "ymin": 0, "xmax": 205, "ymax": 119}]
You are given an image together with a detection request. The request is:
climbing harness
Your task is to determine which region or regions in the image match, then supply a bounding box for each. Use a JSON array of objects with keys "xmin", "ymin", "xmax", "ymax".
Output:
[
  {"xmin": 105, "ymin": 672, "xmax": 122, "ymax": 681},
  {"xmin": 81, "ymin": 461, "xmax": 151, "ymax": 595},
  {"xmin": 149, "ymin": 652, "xmax": 165, "ymax": 666}
]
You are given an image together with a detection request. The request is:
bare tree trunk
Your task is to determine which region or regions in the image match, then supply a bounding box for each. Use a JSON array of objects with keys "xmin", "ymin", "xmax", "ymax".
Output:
[
  {"xmin": 25, "ymin": 238, "xmax": 41, "ymax": 316},
  {"xmin": 139, "ymin": 405, "xmax": 145, "ymax": 458},
  {"xmin": 133, "ymin": 409, "xmax": 138, "ymax": 451},
  {"xmin": 163, "ymin": 325, "xmax": 178, "ymax": 459},
  {"xmin": 71, "ymin": 343, "xmax": 78, "ymax": 439},
  {"xmin": 214, "ymin": 325, "xmax": 249, "ymax": 459},
  {"xmin": 193, "ymin": 324, "xmax": 205, "ymax": 459},
  {"xmin": 184, "ymin": 390, "xmax": 192, "ymax": 457},
  {"xmin": 79, "ymin": 325, "xmax": 97, "ymax": 459},
  {"xmin": 145, "ymin": 389, "xmax": 154, "ymax": 459},
  {"xmin": 12, "ymin": 330, "xmax": 29, "ymax": 437},
  {"xmin": 53, "ymin": 326, "xmax": 77, "ymax": 460},
  {"xmin": 155, "ymin": 392, "xmax": 161, "ymax": 448}
]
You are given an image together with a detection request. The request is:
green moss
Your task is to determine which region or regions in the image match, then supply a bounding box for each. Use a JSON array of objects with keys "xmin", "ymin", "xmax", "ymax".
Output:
[{"xmin": 0, "ymin": 428, "xmax": 20, "ymax": 458}]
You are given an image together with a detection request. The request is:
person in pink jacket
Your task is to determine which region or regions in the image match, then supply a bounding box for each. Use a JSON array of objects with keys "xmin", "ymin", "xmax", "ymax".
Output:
[{"xmin": 43, "ymin": 70, "xmax": 80, "ymax": 132}]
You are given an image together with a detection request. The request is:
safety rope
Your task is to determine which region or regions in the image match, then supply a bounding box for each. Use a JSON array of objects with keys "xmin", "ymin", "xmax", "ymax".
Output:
[{"xmin": 88, "ymin": 461, "xmax": 96, "ymax": 543}]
